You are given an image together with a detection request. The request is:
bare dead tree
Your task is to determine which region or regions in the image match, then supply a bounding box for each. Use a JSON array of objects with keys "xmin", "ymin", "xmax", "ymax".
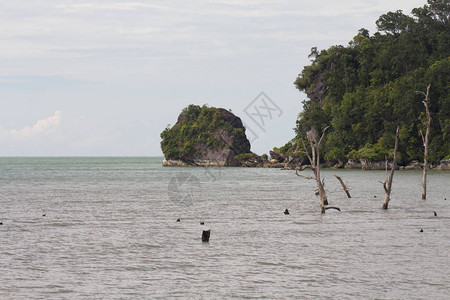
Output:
[
  {"xmin": 417, "ymin": 84, "xmax": 431, "ymax": 200},
  {"xmin": 382, "ymin": 127, "xmax": 399, "ymax": 210},
  {"xmin": 334, "ymin": 175, "xmax": 351, "ymax": 198},
  {"xmin": 296, "ymin": 126, "xmax": 340, "ymax": 213}
]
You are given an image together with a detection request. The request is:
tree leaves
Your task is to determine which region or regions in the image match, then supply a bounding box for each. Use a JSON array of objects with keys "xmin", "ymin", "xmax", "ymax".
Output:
[{"xmin": 292, "ymin": 1, "xmax": 450, "ymax": 164}]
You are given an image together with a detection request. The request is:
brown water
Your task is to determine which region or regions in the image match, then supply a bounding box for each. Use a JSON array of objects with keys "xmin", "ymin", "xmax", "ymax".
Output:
[{"xmin": 1, "ymin": 157, "xmax": 449, "ymax": 299}]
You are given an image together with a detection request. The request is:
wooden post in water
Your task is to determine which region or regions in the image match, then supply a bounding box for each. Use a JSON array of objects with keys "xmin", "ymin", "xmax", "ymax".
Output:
[{"xmin": 202, "ymin": 230, "xmax": 210, "ymax": 242}]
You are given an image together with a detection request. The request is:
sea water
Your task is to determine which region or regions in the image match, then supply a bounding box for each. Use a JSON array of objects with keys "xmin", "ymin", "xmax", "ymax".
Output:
[{"xmin": 0, "ymin": 157, "xmax": 449, "ymax": 299}]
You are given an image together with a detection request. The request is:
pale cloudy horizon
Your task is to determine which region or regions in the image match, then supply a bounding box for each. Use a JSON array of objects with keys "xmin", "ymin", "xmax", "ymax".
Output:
[{"xmin": 0, "ymin": 0, "xmax": 426, "ymax": 156}]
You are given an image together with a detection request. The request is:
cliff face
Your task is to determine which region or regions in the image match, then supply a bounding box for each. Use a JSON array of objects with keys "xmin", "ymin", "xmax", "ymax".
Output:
[{"xmin": 161, "ymin": 105, "xmax": 251, "ymax": 166}]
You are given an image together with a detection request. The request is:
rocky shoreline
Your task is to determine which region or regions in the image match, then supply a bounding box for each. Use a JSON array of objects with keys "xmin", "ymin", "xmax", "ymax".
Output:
[
  {"xmin": 342, "ymin": 159, "xmax": 450, "ymax": 171},
  {"xmin": 162, "ymin": 159, "xmax": 233, "ymax": 167},
  {"xmin": 161, "ymin": 105, "xmax": 449, "ymax": 171},
  {"xmin": 163, "ymin": 157, "xmax": 450, "ymax": 171}
]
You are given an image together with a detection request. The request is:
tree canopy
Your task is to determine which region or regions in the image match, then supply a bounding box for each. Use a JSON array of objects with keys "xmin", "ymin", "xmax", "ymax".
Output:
[{"xmin": 288, "ymin": 0, "xmax": 449, "ymax": 165}]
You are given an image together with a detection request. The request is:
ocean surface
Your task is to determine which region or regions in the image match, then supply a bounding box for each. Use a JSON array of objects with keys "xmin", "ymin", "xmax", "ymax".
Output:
[{"xmin": 0, "ymin": 157, "xmax": 449, "ymax": 299}]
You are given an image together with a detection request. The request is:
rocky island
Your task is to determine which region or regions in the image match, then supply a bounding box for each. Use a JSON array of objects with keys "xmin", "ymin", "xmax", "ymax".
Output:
[{"xmin": 160, "ymin": 104, "xmax": 252, "ymax": 166}]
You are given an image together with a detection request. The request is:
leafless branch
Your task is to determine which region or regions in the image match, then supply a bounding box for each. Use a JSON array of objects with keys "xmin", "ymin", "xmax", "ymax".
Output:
[
  {"xmin": 318, "ymin": 126, "xmax": 330, "ymax": 146},
  {"xmin": 300, "ymin": 138, "xmax": 313, "ymax": 165},
  {"xmin": 326, "ymin": 186, "xmax": 344, "ymax": 194},
  {"xmin": 335, "ymin": 175, "xmax": 351, "ymax": 198},
  {"xmin": 295, "ymin": 168, "xmax": 315, "ymax": 180},
  {"xmin": 419, "ymin": 129, "xmax": 425, "ymax": 145}
]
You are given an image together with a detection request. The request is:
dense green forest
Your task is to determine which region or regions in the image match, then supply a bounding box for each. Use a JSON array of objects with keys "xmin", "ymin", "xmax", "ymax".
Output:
[{"xmin": 279, "ymin": 0, "xmax": 449, "ymax": 165}]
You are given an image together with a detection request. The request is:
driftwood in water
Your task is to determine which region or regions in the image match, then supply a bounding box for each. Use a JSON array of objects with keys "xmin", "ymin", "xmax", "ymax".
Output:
[
  {"xmin": 418, "ymin": 84, "xmax": 431, "ymax": 200},
  {"xmin": 382, "ymin": 127, "xmax": 399, "ymax": 210},
  {"xmin": 334, "ymin": 175, "xmax": 351, "ymax": 198}
]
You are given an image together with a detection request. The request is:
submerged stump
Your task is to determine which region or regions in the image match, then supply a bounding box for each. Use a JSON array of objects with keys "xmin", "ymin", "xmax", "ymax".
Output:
[{"xmin": 202, "ymin": 230, "xmax": 210, "ymax": 242}]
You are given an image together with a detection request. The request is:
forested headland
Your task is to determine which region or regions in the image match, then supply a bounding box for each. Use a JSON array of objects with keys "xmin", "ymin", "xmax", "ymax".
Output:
[{"xmin": 275, "ymin": 0, "xmax": 449, "ymax": 167}]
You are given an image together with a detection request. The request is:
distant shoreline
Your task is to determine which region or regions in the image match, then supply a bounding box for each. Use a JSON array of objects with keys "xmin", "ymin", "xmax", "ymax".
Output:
[{"xmin": 162, "ymin": 158, "xmax": 450, "ymax": 171}]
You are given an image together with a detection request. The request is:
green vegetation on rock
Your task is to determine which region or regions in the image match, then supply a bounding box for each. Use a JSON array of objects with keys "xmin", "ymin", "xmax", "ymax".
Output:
[
  {"xmin": 287, "ymin": 0, "xmax": 449, "ymax": 165},
  {"xmin": 234, "ymin": 153, "xmax": 257, "ymax": 160},
  {"xmin": 160, "ymin": 104, "xmax": 250, "ymax": 162}
]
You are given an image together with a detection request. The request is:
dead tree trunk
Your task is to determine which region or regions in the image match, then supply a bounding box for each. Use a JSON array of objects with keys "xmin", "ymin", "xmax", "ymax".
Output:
[
  {"xmin": 310, "ymin": 127, "xmax": 329, "ymax": 211},
  {"xmin": 296, "ymin": 126, "xmax": 338, "ymax": 214},
  {"xmin": 419, "ymin": 84, "xmax": 431, "ymax": 200},
  {"xmin": 382, "ymin": 127, "xmax": 399, "ymax": 210},
  {"xmin": 335, "ymin": 175, "xmax": 351, "ymax": 198}
]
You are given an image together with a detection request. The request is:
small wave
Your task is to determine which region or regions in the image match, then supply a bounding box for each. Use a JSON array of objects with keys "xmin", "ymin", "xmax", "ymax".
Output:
[
  {"xmin": 346, "ymin": 210, "xmax": 374, "ymax": 213},
  {"xmin": 44, "ymin": 284, "xmax": 65, "ymax": 289},
  {"xmin": 239, "ymin": 252, "xmax": 259, "ymax": 257},
  {"xmin": 285, "ymin": 264, "xmax": 305, "ymax": 270},
  {"xmin": 47, "ymin": 289, "xmax": 74, "ymax": 294},
  {"xmin": 132, "ymin": 243, "xmax": 162, "ymax": 249},
  {"xmin": 256, "ymin": 261, "xmax": 284, "ymax": 266},
  {"xmin": 15, "ymin": 220, "xmax": 40, "ymax": 225},
  {"xmin": 26, "ymin": 266, "xmax": 48, "ymax": 272},
  {"xmin": 293, "ymin": 221, "xmax": 313, "ymax": 225},
  {"xmin": 47, "ymin": 222, "xmax": 76, "ymax": 227},
  {"xmin": 177, "ymin": 263, "xmax": 197, "ymax": 268},
  {"xmin": 18, "ymin": 227, "xmax": 32, "ymax": 232}
]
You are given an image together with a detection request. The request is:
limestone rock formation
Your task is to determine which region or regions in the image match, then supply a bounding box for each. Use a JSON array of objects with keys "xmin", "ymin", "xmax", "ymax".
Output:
[{"xmin": 161, "ymin": 105, "xmax": 251, "ymax": 166}]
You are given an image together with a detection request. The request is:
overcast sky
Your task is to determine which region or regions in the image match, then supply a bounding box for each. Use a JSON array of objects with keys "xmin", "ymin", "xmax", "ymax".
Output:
[{"xmin": 0, "ymin": 0, "xmax": 426, "ymax": 156}]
